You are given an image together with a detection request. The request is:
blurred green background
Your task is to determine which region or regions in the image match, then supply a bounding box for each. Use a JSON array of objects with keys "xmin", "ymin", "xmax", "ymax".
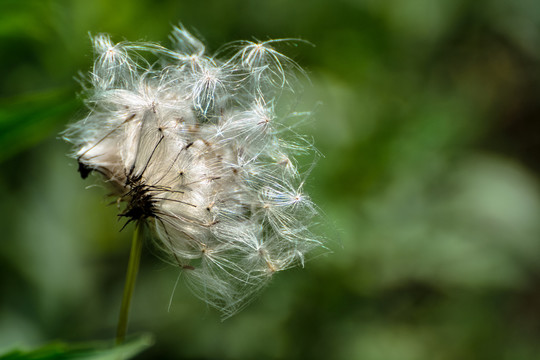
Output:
[{"xmin": 2, "ymin": 0, "xmax": 540, "ymax": 359}]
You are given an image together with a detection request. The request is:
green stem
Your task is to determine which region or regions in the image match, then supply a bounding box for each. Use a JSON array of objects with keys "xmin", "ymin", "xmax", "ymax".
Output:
[{"xmin": 116, "ymin": 222, "xmax": 143, "ymax": 344}]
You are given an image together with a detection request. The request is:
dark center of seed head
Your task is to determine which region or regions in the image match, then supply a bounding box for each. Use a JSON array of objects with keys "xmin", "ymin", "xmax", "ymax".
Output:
[{"xmin": 119, "ymin": 183, "xmax": 157, "ymax": 224}]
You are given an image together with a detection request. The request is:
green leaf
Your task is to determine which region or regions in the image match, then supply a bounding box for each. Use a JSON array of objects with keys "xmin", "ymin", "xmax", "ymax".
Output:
[
  {"xmin": 0, "ymin": 88, "xmax": 78, "ymax": 162},
  {"xmin": 0, "ymin": 334, "xmax": 154, "ymax": 360}
]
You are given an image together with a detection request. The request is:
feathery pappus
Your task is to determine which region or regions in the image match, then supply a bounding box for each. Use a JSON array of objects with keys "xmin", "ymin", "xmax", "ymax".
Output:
[{"xmin": 64, "ymin": 25, "xmax": 324, "ymax": 318}]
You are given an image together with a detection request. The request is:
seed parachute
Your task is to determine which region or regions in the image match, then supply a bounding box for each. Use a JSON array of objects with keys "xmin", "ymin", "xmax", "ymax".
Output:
[{"xmin": 64, "ymin": 25, "xmax": 324, "ymax": 318}]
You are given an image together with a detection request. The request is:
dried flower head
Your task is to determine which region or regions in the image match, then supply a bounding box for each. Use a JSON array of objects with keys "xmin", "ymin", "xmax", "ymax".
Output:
[{"xmin": 64, "ymin": 26, "xmax": 323, "ymax": 317}]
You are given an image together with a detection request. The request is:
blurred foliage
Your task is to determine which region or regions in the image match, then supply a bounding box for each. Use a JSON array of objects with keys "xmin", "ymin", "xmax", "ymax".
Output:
[
  {"xmin": 2, "ymin": 0, "xmax": 540, "ymax": 359},
  {"xmin": 0, "ymin": 334, "xmax": 152, "ymax": 360}
]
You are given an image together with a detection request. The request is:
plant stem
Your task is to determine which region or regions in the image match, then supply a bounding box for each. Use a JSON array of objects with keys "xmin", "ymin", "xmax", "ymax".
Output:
[{"xmin": 116, "ymin": 222, "xmax": 143, "ymax": 344}]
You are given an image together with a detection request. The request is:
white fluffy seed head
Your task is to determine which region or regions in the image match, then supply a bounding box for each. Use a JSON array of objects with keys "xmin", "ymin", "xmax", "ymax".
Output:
[{"xmin": 64, "ymin": 25, "xmax": 324, "ymax": 318}]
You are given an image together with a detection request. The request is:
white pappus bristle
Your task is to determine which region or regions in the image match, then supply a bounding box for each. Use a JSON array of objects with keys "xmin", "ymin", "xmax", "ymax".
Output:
[{"xmin": 64, "ymin": 25, "xmax": 324, "ymax": 318}]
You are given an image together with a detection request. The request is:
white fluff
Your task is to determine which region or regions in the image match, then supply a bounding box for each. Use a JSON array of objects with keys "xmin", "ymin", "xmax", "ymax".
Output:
[{"xmin": 64, "ymin": 26, "xmax": 323, "ymax": 318}]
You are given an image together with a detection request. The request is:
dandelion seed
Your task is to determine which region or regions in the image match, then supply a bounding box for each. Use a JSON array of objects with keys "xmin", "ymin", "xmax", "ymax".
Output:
[{"xmin": 63, "ymin": 25, "xmax": 324, "ymax": 323}]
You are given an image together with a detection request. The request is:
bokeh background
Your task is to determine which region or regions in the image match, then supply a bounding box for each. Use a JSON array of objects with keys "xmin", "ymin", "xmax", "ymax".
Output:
[{"xmin": 2, "ymin": 0, "xmax": 540, "ymax": 359}]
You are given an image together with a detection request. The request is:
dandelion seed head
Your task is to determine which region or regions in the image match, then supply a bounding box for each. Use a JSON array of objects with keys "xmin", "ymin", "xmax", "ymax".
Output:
[{"xmin": 64, "ymin": 25, "xmax": 324, "ymax": 318}]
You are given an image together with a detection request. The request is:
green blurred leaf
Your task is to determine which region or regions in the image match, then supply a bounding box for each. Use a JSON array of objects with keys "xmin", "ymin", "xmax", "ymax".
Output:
[
  {"xmin": 0, "ymin": 89, "xmax": 78, "ymax": 162},
  {"xmin": 0, "ymin": 334, "xmax": 153, "ymax": 360}
]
